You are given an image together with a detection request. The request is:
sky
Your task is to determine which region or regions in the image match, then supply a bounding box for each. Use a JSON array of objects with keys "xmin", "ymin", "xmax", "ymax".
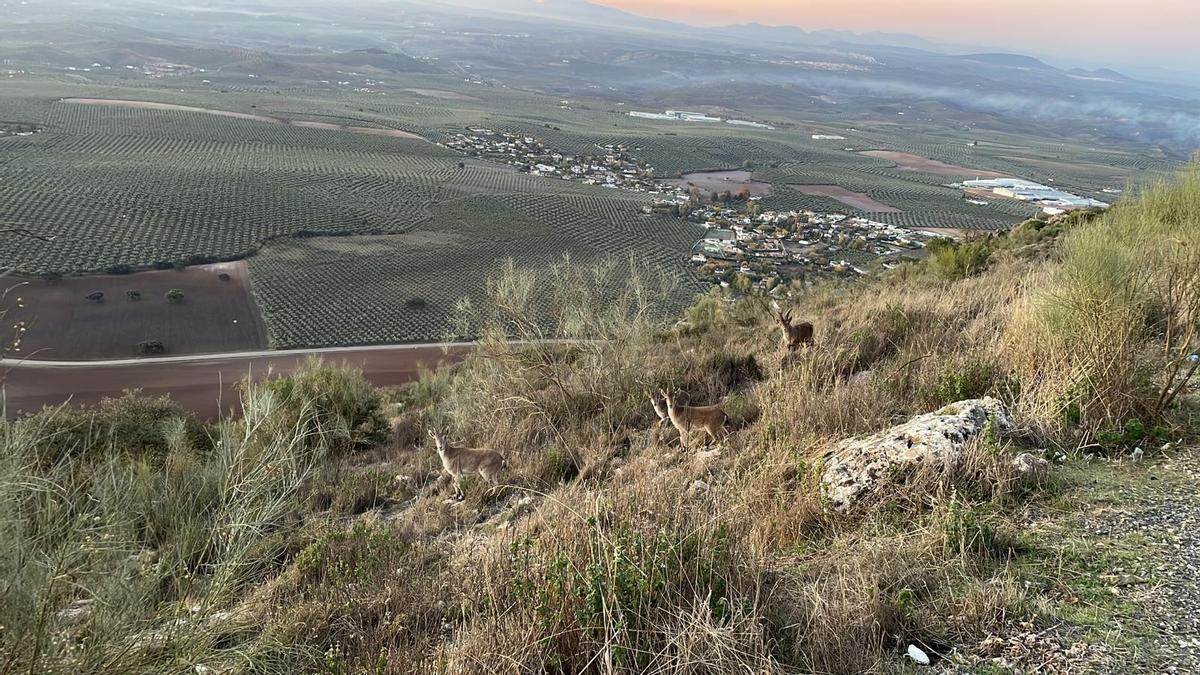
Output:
[{"xmin": 594, "ymin": 0, "xmax": 1198, "ymax": 71}]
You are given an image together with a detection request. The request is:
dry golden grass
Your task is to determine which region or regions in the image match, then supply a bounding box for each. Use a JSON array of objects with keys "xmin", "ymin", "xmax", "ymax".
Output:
[{"xmin": 7, "ymin": 172, "xmax": 1199, "ymax": 673}]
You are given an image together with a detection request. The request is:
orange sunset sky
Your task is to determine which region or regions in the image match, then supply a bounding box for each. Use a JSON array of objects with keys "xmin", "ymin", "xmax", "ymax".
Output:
[{"xmin": 594, "ymin": 0, "xmax": 1196, "ymax": 67}]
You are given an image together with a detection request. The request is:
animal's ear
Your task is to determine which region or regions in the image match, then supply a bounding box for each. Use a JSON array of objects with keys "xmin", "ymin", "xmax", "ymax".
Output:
[{"xmin": 427, "ymin": 428, "xmax": 437, "ymax": 440}]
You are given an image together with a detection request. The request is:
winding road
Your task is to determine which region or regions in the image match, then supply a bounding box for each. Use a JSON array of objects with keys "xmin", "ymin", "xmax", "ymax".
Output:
[{"xmin": 1, "ymin": 344, "xmax": 473, "ymax": 418}]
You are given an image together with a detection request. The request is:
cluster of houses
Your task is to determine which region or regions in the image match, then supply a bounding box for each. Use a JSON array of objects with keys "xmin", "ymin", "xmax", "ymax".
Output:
[
  {"xmin": 443, "ymin": 129, "xmax": 659, "ymax": 190},
  {"xmin": 439, "ymin": 125, "xmax": 941, "ymax": 296},
  {"xmin": 677, "ymin": 201, "xmax": 939, "ymax": 294},
  {"xmin": 960, "ymin": 178, "xmax": 1109, "ymax": 216}
]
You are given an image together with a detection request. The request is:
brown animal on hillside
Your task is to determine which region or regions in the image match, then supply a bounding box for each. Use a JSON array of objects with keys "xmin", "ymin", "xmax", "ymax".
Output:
[
  {"xmin": 776, "ymin": 309, "xmax": 814, "ymax": 351},
  {"xmin": 649, "ymin": 394, "xmax": 670, "ymax": 426},
  {"xmin": 427, "ymin": 429, "xmax": 506, "ymax": 500},
  {"xmin": 660, "ymin": 390, "xmax": 728, "ymax": 451}
]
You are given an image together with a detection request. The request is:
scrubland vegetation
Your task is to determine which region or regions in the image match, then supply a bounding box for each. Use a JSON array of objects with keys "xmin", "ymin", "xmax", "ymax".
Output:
[{"xmin": 2, "ymin": 168, "xmax": 1198, "ymax": 673}]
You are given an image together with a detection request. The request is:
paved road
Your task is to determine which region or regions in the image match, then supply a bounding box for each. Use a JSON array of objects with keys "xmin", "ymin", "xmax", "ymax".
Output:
[{"xmin": 1, "ymin": 344, "xmax": 473, "ymax": 418}]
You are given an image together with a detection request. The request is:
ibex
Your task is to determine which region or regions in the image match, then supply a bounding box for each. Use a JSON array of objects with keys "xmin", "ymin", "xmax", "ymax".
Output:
[
  {"xmin": 660, "ymin": 390, "xmax": 728, "ymax": 451},
  {"xmin": 426, "ymin": 429, "xmax": 506, "ymax": 499},
  {"xmin": 649, "ymin": 394, "xmax": 670, "ymax": 426},
  {"xmin": 776, "ymin": 309, "xmax": 814, "ymax": 352}
]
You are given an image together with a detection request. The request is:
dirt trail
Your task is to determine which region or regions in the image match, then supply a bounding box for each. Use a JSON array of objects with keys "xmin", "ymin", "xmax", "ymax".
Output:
[
  {"xmin": 2, "ymin": 345, "xmax": 470, "ymax": 419},
  {"xmin": 791, "ymin": 184, "xmax": 900, "ymax": 212},
  {"xmin": 860, "ymin": 150, "xmax": 1009, "ymax": 178},
  {"xmin": 62, "ymin": 98, "xmax": 427, "ymax": 140}
]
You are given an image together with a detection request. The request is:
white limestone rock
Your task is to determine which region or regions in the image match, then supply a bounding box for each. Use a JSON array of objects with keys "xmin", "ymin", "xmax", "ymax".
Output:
[
  {"xmin": 1012, "ymin": 451, "xmax": 1050, "ymax": 477},
  {"xmin": 822, "ymin": 397, "xmax": 1014, "ymax": 511}
]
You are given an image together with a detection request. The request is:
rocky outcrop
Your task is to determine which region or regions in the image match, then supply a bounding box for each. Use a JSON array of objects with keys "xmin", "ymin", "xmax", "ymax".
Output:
[{"xmin": 822, "ymin": 398, "xmax": 1014, "ymax": 511}]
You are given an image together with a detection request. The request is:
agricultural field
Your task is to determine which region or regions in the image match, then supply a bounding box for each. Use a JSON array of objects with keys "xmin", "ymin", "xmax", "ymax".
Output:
[
  {"xmin": 248, "ymin": 193, "xmax": 706, "ymax": 348},
  {"xmin": 0, "ymin": 66, "xmax": 1183, "ymax": 350},
  {"xmin": 9, "ymin": 262, "xmax": 267, "ymax": 360}
]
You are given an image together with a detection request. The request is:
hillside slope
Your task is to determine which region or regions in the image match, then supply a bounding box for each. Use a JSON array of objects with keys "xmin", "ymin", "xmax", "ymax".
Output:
[{"xmin": 1, "ymin": 168, "xmax": 1198, "ymax": 673}]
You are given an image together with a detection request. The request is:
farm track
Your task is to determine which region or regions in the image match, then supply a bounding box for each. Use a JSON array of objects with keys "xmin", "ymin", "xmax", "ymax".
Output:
[{"xmin": 1, "ymin": 343, "xmax": 475, "ymax": 419}]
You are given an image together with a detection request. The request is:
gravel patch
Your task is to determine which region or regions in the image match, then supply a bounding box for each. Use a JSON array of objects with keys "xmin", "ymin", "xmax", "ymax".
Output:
[{"xmin": 1088, "ymin": 452, "xmax": 1200, "ymax": 672}]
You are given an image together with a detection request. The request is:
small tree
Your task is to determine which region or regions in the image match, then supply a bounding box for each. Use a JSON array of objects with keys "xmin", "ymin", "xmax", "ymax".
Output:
[
  {"xmin": 127, "ymin": 290, "xmax": 142, "ymax": 301},
  {"xmin": 85, "ymin": 291, "xmax": 104, "ymax": 302},
  {"xmin": 137, "ymin": 340, "xmax": 166, "ymax": 355},
  {"xmin": 218, "ymin": 272, "xmax": 231, "ymax": 282},
  {"xmin": 165, "ymin": 289, "xmax": 185, "ymax": 303}
]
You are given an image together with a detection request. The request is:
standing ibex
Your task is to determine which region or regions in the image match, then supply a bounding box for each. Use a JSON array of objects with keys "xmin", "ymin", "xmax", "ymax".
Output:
[
  {"xmin": 660, "ymin": 390, "xmax": 728, "ymax": 451},
  {"xmin": 649, "ymin": 395, "xmax": 670, "ymax": 426},
  {"xmin": 776, "ymin": 309, "xmax": 814, "ymax": 352},
  {"xmin": 427, "ymin": 429, "xmax": 506, "ymax": 500}
]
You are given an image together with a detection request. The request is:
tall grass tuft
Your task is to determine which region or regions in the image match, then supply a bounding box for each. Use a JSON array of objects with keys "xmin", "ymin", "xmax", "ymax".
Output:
[
  {"xmin": 1011, "ymin": 165, "xmax": 1200, "ymax": 439},
  {"xmin": 0, "ymin": 362, "xmax": 356, "ymax": 672}
]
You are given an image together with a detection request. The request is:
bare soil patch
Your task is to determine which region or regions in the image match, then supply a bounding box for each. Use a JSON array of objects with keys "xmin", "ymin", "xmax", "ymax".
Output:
[
  {"xmin": 665, "ymin": 170, "xmax": 773, "ymax": 196},
  {"xmin": 791, "ymin": 184, "xmax": 901, "ymax": 213},
  {"xmin": 63, "ymin": 98, "xmax": 426, "ymax": 141},
  {"xmin": 403, "ymin": 88, "xmax": 480, "ymax": 101},
  {"xmin": 63, "ymin": 98, "xmax": 280, "ymax": 124},
  {"xmin": 10, "ymin": 262, "xmax": 267, "ymax": 360},
  {"xmin": 861, "ymin": 150, "xmax": 1009, "ymax": 178},
  {"xmin": 3, "ymin": 346, "xmax": 470, "ymax": 419},
  {"xmin": 289, "ymin": 120, "xmax": 424, "ymax": 140}
]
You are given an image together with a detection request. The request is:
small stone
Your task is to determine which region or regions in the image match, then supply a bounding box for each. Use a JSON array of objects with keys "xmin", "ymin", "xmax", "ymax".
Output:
[
  {"xmin": 1013, "ymin": 452, "xmax": 1051, "ymax": 477},
  {"xmin": 907, "ymin": 643, "xmax": 930, "ymax": 665}
]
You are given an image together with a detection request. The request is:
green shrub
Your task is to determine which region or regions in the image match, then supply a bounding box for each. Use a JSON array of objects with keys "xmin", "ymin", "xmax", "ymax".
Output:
[
  {"xmin": 926, "ymin": 237, "xmax": 992, "ymax": 280},
  {"xmin": 294, "ymin": 520, "xmax": 408, "ymax": 587},
  {"xmin": 17, "ymin": 392, "xmax": 204, "ymax": 465},
  {"xmin": 1093, "ymin": 418, "xmax": 1170, "ymax": 453},
  {"xmin": 942, "ymin": 499, "xmax": 1014, "ymax": 559},
  {"xmin": 923, "ymin": 357, "xmax": 1000, "ymax": 407},
  {"xmin": 254, "ymin": 359, "xmax": 386, "ymax": 453}
]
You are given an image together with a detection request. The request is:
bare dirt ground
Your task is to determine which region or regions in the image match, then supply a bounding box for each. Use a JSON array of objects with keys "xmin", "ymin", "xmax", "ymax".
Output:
[
  {"xmin": 861, "ymin": 150, "xmax": 1010, "ymax": 178},
  {"xmin": 9, "ymin": 262, "xmax": 268, "ymax": 360},
  {"xmin": 286, "ymin": 120, "xmax": 425, "ymax": 140},
  {"xmin": 402, "ymin": 88, "xmax": 480, "ymax": 101},
  {"xmin": 791, "ymin": 184, "xmax": 901, "ymax": 212},
  {"xmin": 63, "ymin": 98, "xmax": 426, "ymax": 140},
  {"xmin": 665, "ymin": 170, "xmax": 773, "ymax": 197},
  {"xmin": 2, "ymin": 345, "xmax": 471, "ymax": 419}
]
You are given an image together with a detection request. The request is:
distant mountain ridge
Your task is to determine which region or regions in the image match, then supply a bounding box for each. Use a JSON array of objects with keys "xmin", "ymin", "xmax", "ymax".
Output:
[{"xmin": 958, "ymin": 53, "xmax": 1054, "ymax": 69}]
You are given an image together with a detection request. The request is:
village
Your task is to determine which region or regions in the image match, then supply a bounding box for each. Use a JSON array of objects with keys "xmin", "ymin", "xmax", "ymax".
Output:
[
  {"xmin": 442, "ymin": 129, "xmax": 660, "ymax": 191},
  {"xmin": 444, "ymin": 128, "xmax": 943, "ymax": 295},
  {"xmin": 657, "ymin": 198, "xmax": 939, "ymax": 294}
]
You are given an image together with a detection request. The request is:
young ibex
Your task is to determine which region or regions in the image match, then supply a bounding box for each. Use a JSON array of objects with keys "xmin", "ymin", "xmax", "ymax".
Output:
[
  {"xmin": 776, "ymin": 309, "xmax": 814, "ymax": 352},
  {"xmin": 427, "ymin": 429, "xmax": 506, "ymax": 499},
  {"xmin": 649, "ymin": 394, "xmax": 670, "ymax": 426},
  {"xmin": 660, "ymin": 390, "xmax": 728, "ymax": 451}
]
